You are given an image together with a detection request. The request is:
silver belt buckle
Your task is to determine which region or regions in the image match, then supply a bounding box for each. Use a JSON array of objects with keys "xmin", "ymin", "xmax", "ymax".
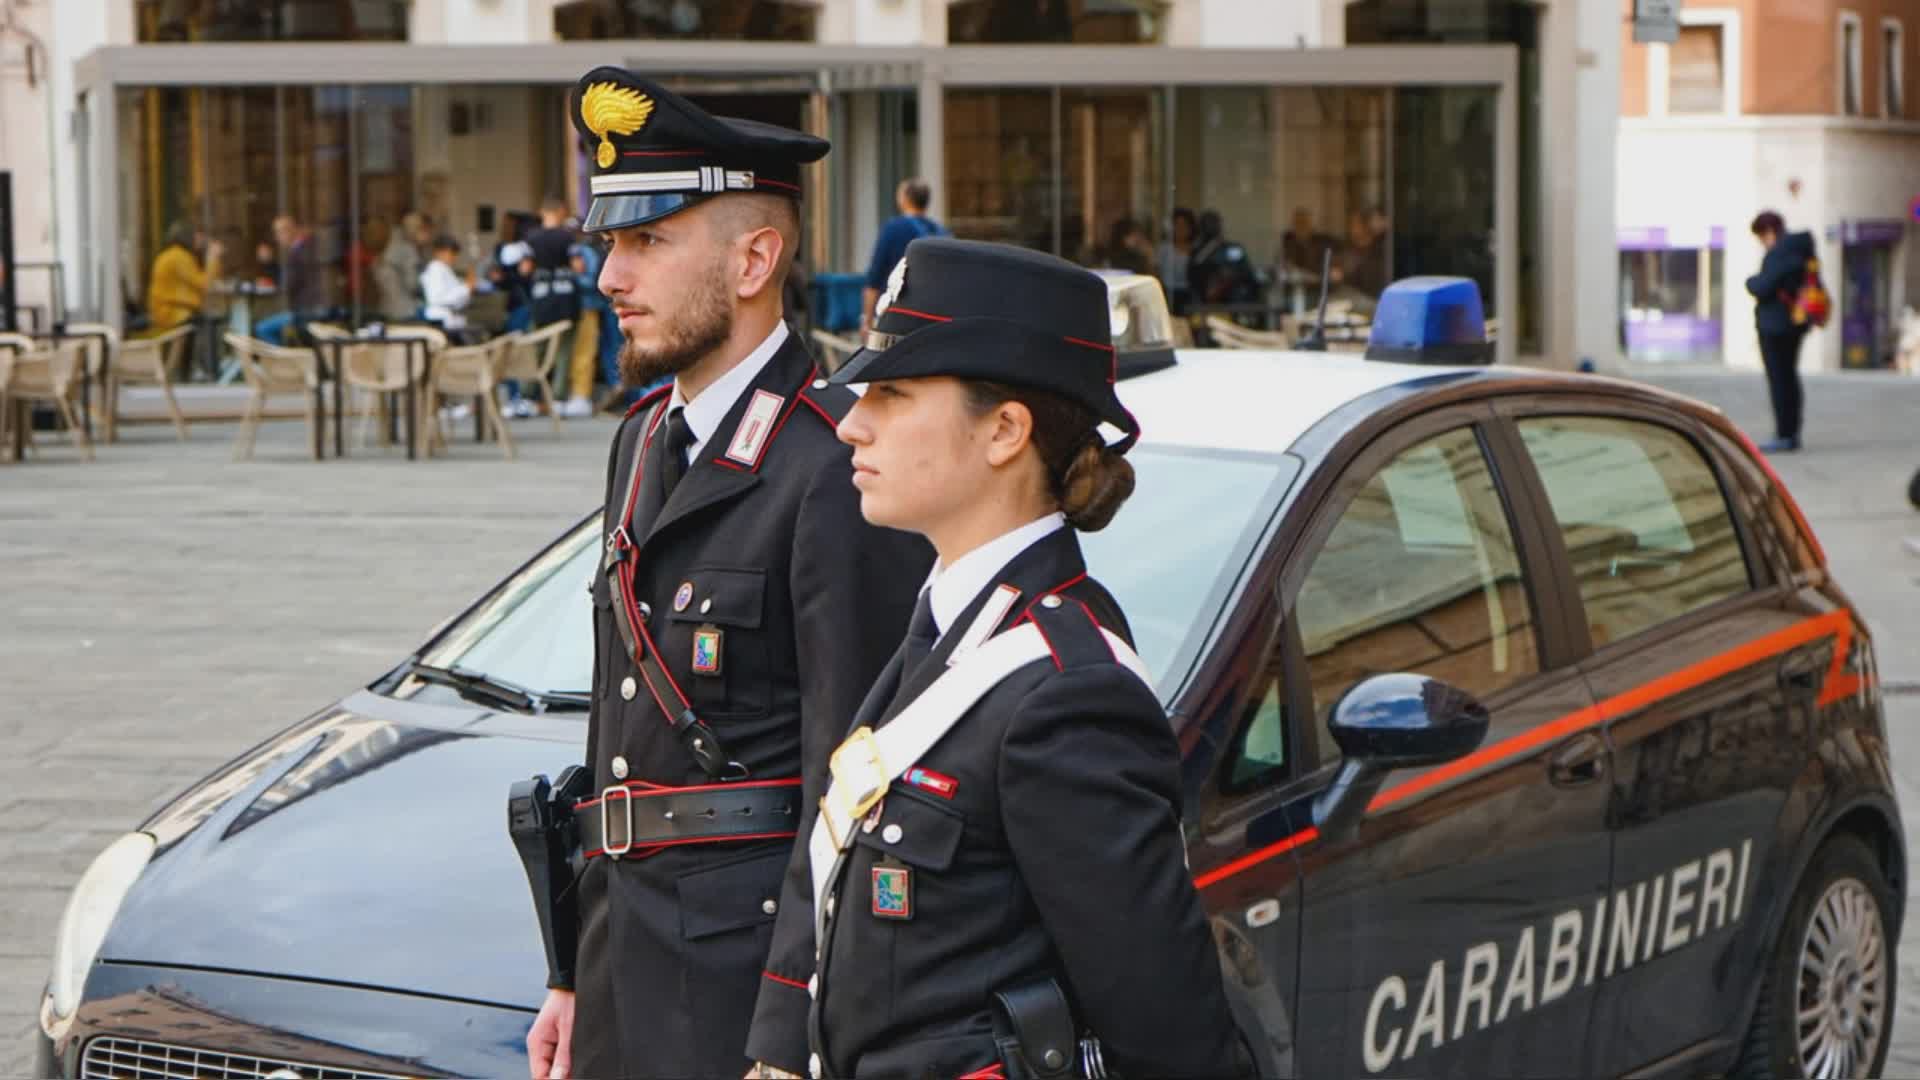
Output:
[{"xmin": 600, "ymin": 785, "xmax": 634, "ymax": 859}]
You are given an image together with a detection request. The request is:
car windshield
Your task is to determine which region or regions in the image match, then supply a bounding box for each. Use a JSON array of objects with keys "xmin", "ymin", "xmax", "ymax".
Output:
[{"xmin": 410, "ymin": 445, "xmax": 1297, "ymax": 707}]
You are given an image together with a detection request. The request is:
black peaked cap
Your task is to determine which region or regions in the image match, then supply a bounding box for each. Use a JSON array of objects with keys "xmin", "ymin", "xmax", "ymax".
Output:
[
  {"xmin": 830, "ymin": 237, "xmax": 1138, "ymax": 452},
  {"xmin": 570, "ymin": 66, "xmax": 829, "ymax": 233}
]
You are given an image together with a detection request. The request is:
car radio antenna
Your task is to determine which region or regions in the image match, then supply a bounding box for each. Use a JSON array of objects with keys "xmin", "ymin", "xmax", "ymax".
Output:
[{"xmin": 1295, "ymin": 247, "xmax": 1333, "ymax": 353}]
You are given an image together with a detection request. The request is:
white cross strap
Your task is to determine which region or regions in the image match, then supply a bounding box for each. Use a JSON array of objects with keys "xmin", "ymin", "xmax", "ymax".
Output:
[{"xmin": 808, "ymin": 621, "xmax": 1148, "ymax": 932}]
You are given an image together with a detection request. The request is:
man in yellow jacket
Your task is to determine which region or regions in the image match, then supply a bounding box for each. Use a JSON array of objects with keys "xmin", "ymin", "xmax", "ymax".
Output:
[{"xmin": 146, "ymin": 221, "xmax": 224, "ymax": 337}]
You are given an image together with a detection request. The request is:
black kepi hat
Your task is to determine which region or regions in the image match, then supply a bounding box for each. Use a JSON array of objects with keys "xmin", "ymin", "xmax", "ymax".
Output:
[
  {"xmin": 829, "ymin": 238, "xmax": 1139, "ymax": 453},
  {"xmin": 570, "ymin": 66, "xmax": 829, "ymax": 233}
]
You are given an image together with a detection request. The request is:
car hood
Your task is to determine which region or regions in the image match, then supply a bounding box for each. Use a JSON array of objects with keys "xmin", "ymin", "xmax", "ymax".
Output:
[{"xmin": 100, "ymin": 689, "xmax": 581, "ymax": 1010}]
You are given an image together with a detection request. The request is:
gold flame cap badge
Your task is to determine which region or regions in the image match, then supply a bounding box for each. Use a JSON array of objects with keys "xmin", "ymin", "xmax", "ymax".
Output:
[{"xmin": 581, "ymin": 82, "xmax": 656, "ymax": 169}]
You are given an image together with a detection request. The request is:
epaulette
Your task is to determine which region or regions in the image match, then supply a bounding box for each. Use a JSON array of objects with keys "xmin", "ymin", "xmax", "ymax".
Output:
[
  {"xmin": 1024, "ymin": 594, "xmax": 1119, "ymax": 672},
  {"xmin": 796, "ymin": 370, "xmax": 856, "ymax": 426}
]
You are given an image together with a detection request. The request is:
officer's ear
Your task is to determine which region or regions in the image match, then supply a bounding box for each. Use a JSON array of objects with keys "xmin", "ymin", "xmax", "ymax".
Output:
[
  {"xmin": 982, "ymin": 398, "xmax": 1036, "ymax": 470},
  {"xmin": 732, "ymin": 224, "xmax": 785, "ymax": 302}
]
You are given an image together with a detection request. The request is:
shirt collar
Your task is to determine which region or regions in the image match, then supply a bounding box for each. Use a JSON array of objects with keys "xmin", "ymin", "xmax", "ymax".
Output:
[
  {"xmin": 923, "ymin": 513, "xmax": 1067, "ymax": 639},
  {"xmin": 671, "ymin": 320, "xmax": 790, "ymax": 453}
]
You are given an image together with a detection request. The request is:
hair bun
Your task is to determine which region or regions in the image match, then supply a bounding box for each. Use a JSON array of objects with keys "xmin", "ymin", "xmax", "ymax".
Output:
[{"xmin": 1060, "ymin": 439, "xmax": 1136, "ymax": 531}]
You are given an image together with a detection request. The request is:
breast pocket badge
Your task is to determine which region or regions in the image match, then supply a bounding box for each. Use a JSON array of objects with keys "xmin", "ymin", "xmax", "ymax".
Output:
[
  {"xmin": 871, "ymin": 863, "xmax": 912, "ymax": 920},
  {"xmin": 692, "ymin": 626, "xmax": 723, "ymax": 676}
]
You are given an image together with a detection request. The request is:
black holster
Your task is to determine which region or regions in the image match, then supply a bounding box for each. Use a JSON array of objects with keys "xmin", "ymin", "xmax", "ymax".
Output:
[
  {"xmin": 507, "ymin": 765, "xmax": 593, "ymax": 989},
  {"xmin": 991, "ymin": 977, "xmax": 1107, "ymax": 1080}
]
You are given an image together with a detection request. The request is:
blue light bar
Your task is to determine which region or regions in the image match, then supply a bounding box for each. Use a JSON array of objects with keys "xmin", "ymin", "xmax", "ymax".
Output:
[{"xmin": 1364, "ymin": 276, "xmax": 1493, "ymax": 365}]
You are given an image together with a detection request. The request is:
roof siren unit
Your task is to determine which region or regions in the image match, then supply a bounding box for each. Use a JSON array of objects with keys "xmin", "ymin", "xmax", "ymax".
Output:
[{"xmin": 1364, "ymin": 276, "xmax": 1495, "ymax": 366}]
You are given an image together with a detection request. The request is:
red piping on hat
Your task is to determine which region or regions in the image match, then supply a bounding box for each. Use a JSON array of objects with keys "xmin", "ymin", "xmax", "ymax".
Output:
[
  {"xmin": 1063, "ymin": 335, "xmax": 1115, "ymax": 353},
  {"xmin": 755, "ymin": 177, "xmax": 801, "ymax": 193},
  {"xmin": 887, "ymin": 306, "xmax": 953, "ymax": 323}
]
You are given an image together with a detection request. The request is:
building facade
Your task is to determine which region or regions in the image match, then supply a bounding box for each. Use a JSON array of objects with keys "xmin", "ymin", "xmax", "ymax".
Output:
[
  {"xmin": 2, "ymin": 0, "xmax": 1621, "ymax": 368},
  {"xmin": 1618, "ymin": 0, "xmax": 1920, "ymax": 371}
]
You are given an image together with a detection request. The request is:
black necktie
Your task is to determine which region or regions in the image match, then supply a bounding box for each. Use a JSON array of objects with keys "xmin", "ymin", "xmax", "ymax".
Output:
[
  {"xmin": 902, "ymin": 589, "xmax": 939, "ymax": 677},
  {"xmin": 658, "ymin": 407, "xmax": 694, "ymax": 499}
]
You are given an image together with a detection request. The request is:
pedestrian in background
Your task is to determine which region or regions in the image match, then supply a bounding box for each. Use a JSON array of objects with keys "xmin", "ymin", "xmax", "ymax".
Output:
[
  {"xmin": 1158, "ymin": 206, "xmax": 1196, "ymax": 314},
  {"xmin": 419, "ymin": 235, "xmax": 474, "ymax": 337},
  {"xmin": 526, "ymin": 197, "xmax": 584, "ymax": 414},
  {"xmin": 1745, "ymin": 210, "xmax": 1819, "ymax": 453},
  {"xmin": 375, "ymin": 210, "xmax": 430, "ymax": 322},
  {"xmin": 144, "ymin": 220, "xmax": 223, "ymax": 338},
  {"xmin": 565, "ymin": 235, "xmax": 620, "ymax": 415},
  {"xmin": 255, "ymin": 214, "xmax": 324, "ymax": 345},
  {"xmin": 861, "ymin": 178, "xmax": 946, "ymax": 334}
]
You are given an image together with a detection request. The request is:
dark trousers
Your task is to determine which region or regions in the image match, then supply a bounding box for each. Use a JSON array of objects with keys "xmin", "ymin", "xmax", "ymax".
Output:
[{"xmin": 1759, "ymin": 329, "xmax": 1807, "ymax": 441}]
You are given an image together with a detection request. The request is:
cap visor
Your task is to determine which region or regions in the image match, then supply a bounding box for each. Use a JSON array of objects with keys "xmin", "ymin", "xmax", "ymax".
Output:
[
  {"xmin": 582, "ymin": 192, "xmax": 704, "ymax": 233},
  {"xmin": 825, "ymin": 344, "xmax": 893, "ymax": 385}
]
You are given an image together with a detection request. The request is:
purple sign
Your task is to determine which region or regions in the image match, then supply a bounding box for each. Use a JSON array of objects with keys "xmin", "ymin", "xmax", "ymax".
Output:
[
  {"xmin": 1618, "ymin": 226, "xmax": 1726, "ymax": 251},
  {"xmin": 1840, "ymin": 219, "xmax": 1905, "ymax": 246},
  {"xmin": 1625, "ymin": 315, "xmax": 1722, "ymax": 351}
]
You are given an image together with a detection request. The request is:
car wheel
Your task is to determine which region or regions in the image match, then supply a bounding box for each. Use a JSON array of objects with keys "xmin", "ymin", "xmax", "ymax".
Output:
[{"xmin": 1732, "ymin": 834, "xmax": 1894, "ymax": 1080}]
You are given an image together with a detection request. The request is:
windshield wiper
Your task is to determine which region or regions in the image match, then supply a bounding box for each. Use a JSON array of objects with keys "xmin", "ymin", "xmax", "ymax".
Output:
[{"xmin": 406, "ymin": 662, "xmax": 541, "ymax": 713}]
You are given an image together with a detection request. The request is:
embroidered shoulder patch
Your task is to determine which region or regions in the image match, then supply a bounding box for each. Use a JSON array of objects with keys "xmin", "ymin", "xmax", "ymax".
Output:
[{"xmin": 725, "ymin": 390, "xmax": 786, "ymax": 467}]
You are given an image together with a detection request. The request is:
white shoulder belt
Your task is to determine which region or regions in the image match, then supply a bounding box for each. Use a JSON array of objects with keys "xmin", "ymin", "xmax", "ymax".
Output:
[{"xmin": 810, "ymin": 620, "xmax": 1148, "ymax": 928}]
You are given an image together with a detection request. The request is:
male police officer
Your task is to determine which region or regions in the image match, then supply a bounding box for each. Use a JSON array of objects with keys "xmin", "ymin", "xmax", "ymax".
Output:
[{"xmin": 523, "ymin": 68, "xmax": 928, "ymax": 1080}]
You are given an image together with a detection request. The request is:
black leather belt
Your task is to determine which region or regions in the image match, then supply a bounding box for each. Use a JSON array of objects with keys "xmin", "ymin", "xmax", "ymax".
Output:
[{"xmin": 575, "ymin": 778, "xmax": 802, "ymax": 859}]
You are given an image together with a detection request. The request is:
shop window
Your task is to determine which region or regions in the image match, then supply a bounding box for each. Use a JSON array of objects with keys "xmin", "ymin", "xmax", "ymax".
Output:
[
  {"xmin": 1619, "ymin": 245, "xmax": 1724, "ymax": 364},
  {"xmin": 137, "ymin": 0, "xmax": 408, "ymax": 42},
  {"xmin": 1884, "ymin": 19, "xmax": 1905, "ymax": 119},
  {"xmin": 554, "ymin": 0, "xmax": 816, "ymax": 41},
  {"xmin": 1347, "ymin": 0, "xmax": 1541, "ymax": 355},
  {"xmin": 944, "ymin": 90, "xmax": 1057, "ymax": 253},
  {"xmin": 1841, "ymin": 12, "xmax": 1864, "ymax": 116},
  {"xmin": 948, "ymin": 0, "xmax": 1164, "ymax": 44},
  {"xmin": 1667, "ymin": 25, "xmax": 1726, "ymax": 115}
]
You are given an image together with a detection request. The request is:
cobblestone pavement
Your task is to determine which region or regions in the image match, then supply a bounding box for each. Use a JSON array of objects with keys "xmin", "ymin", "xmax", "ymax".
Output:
[{"xmin": 4, "ymin": 371, "xmax": 1920, "ymax": 1076}]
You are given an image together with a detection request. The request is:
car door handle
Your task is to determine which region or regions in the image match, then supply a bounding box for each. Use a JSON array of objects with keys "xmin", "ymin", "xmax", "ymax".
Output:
[{"xmin": 1547, "ymin": 732, "xmax": 1608, "ymax": 788}]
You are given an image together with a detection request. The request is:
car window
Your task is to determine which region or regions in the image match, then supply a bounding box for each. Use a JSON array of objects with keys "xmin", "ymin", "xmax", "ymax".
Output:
[
  {"xmin": 1080, "ymin": 445, "xmax": 1299, "ymax": 697},
  {"xmin": 416, "ymin": 520, "xmax": 600, "ymax": 698},
  {"xmin": 1517, "ymin": 415, "xmax": 1752, "ymax": 649},
  {"xmin": 408, "ymin": 446, "xmax": 1299, "ymax": 709},
  {"xmin": 1292, "ymin": 426, "xmax": 1539, "ymax": 765}
]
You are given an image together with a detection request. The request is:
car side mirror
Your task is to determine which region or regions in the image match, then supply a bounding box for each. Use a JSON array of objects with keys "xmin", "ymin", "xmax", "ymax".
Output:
[{"xmin": 1310, "ymin": 673, "xmax": 1490, "ymax": 842}]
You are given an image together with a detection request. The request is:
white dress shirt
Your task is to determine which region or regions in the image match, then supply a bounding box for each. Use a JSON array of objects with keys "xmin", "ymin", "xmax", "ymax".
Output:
[
  {"xmin": 921, "ymin": 513, "xmax": 1067, "ymax": 642},
  {"xmin": 670, "ymin": 320, "xmax": 790, "ymax": 462},
  {"xmin": 419, "ymin": 259, "xmax": 471, "ymax": 330}
]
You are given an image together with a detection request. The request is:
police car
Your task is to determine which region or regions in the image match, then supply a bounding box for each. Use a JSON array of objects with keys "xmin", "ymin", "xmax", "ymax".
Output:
[{"xmin": 37, "ymin": 280, "xmax": 1899, "ymax": 1080}]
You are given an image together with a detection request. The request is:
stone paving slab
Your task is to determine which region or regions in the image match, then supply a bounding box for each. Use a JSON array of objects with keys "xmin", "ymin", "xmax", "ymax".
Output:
[{"xmin": 4, "ymin": 371, "xmax": 1920, "ymax": 1075}]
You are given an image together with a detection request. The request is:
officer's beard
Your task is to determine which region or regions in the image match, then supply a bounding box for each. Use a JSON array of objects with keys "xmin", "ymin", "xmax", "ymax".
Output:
[{"xmin": 619, "ymin": 258, "xmax": 734, "ymax": 386}]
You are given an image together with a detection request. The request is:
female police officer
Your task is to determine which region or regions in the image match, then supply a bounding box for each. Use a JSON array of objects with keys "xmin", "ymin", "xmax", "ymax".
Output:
[{"xmin": 744, "ymin": 237, "xmax": 1251, "ymax": 1079}]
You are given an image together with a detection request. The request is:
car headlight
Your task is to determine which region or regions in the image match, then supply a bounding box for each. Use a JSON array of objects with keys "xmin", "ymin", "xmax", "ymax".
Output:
[{"xmin": 47, "ymin": 832, "xmax": 155, "ymax": 1019}]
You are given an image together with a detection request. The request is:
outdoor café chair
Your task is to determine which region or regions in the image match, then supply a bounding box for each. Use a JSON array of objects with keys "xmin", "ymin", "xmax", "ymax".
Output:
[
  {"xmin": 497, "ymin": 320, "xmax": 571, "ymax": 433},
  {"xmin": 0, "ymin": 333, "xmax": 93, "ymax": 461},
  {"xmin": 100, "ymin": 322, "xmax": 194, "ymax": 442},
  {"xmin": 225, "ymin": 332, "xmax": 322, "ymax": 461},
  {"xmin": 424, "ymin": 337, "xmax": 515, "ymax": 460}
]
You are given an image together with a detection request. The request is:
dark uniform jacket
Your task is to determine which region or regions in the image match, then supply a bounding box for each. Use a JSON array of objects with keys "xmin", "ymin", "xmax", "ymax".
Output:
[
  {"xmin": 749, "ymin": 527, "xmax": 1249, "ymax": 1078},
  {"xmin": 574, "ymin": 332, "xmax": 929, "ymax": 1079},
  {"xmin": 1746, "ymin": 230, "xmax": 1816, "ymax": 337}
]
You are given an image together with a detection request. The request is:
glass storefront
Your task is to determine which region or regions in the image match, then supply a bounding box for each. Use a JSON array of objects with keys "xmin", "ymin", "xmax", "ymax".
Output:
[
  {"xmin": 117, "ymin": 82, "xmax": 570, "ymax": 342},
  {"xmin": 554, "ymin": 0, "xmax": 816, "ymax": 41},
  {"xmin": 1348, "ymin": 0, "xmax": 1540, "ymax": 353},
  {"xmin": 138, "ymin": 0, "xmax": 408, "ymax": 42},
  {"xmin": 949, "ymin": 0, "xmax": 1164, "ymax": 45},
  {"xmin": 946, "ymin": 83, "xmax": 1494, "ymax": 334}
]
